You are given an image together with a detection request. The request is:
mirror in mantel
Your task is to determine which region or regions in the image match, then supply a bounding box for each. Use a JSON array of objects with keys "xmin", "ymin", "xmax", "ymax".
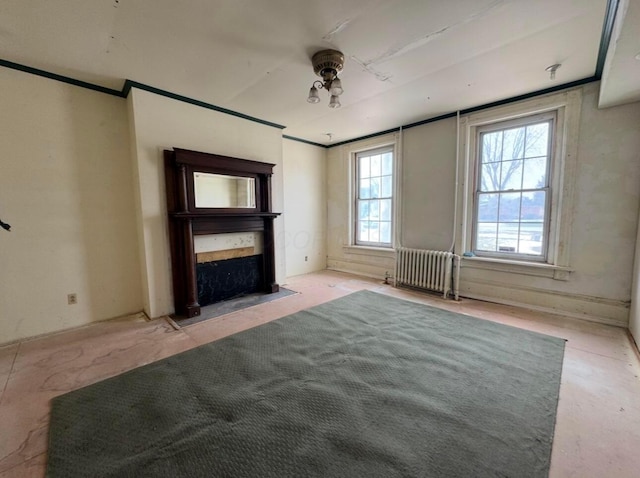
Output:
[{"xmin": 193, "ymin": 172, "xmax": 256, "ymax": 209}]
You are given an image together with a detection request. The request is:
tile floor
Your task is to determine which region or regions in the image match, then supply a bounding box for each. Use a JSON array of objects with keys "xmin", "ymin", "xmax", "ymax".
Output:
[{"xmin": 1, "ymin": 270, "xmax": 639, "ymax": 477}]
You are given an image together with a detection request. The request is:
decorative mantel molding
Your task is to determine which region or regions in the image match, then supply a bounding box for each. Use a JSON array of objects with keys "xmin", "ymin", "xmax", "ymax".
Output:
[{"xmin": 164, "ymin": 148, "xmax": 281, "ymax": 318}]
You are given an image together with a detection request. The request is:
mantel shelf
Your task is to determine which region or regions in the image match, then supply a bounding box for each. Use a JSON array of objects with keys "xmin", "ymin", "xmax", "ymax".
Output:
[{"xmin": 169, "ymin": 211, "xmax": 281, "ymax": 219}]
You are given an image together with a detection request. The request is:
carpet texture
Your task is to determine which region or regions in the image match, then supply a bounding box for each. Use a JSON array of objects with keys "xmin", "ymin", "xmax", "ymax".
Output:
[{"xmin": 47, "ymin": 291, "xmax": 565, "ymax": 478}]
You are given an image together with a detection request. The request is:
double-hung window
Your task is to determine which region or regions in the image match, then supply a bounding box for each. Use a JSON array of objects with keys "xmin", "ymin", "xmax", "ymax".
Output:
[
  {"xmin": 473, "ymin": 112, "xmax": 554, "ymax": 261},
  {"xmin": 355, "ymin": 146, "xmax": 394, "ymax": 247}
]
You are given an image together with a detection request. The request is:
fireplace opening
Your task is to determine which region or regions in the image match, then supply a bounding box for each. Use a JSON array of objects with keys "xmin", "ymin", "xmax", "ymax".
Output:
[{"xmin": 197, "ymin": 254, "xmax": 263, "ymax": 306}]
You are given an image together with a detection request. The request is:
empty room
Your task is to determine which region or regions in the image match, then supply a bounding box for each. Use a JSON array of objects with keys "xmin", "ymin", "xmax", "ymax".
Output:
[{"xmin": 1, "ymin": 0, "xmax": 640, "ymax": 476}]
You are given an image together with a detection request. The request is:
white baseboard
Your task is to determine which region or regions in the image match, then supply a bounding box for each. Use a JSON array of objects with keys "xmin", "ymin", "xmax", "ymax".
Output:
[
  {"xmin": 461, "ymin": 278, "xmax": 629, "ymax": 328},
  {"xmin": 327, "ymin": 256, "xmax": 393, "ymax": 281}
]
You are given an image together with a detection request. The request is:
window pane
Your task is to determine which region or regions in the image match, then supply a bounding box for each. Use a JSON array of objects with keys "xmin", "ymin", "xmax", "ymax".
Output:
[
  {"xmin": 369, "ymin": 177, "xmax": 381, "ymax": 198},
  {"xmin": 478, "ymin": 193, "xmax": 498, "ymax": 222},
  {"xmin": 368, "ymin": 200, "xmax": 380, "ymax": 220},
  {"xmin": 497, "ymin": 223, "xmax": 518, "ymax": 253},
  {"xmin": 381, "ymin": 175, "xmax": 392, "ymax": 197},
  {"xmin": 382, "ymin": 154, "xmax": 393, "ymax": 175},
  {"xmin": 499, "ymin": 159, "xmax": 523, "ymax": 190},
  {"xmin": 482, "ymin": 131, "xmax": 503, "ymax": 163},
  {"xmin": 521, "ymin": 191, "xmax": 546, "ymax": 221},
  {"xmin": 525, "ymin": 122, "xmax": 549, "ymax": 158},
  {"xmin": 359, "ymin": 178, "xmax": 371, "ymax": 199},
  {"xmin": 522, "ymin": 157, "xmax": 547, "ymax": 189},
  {"xmin": 358, "ymin": 201, "xmax": 369, "ymax": 220},
  {"xmin": 502, "ymin": 127, "xmax": 525, "ymax": 160},
  {"xmin": 358, "ymin": 221, "xmax": 369, "ymax": 243},
  {"xmin": 380, "ymin": 221, "xmax": 391, "ymax": 244},
  {"xmin": 359, "ymin": 156, "xmax": 370, "ymax": 178},
  {"xmin": 519, "ymin": 222, "xmax": 543, "ymax": 255},
  {"xmin": 476, "ymin": 222, "xmax": 498, "ymax": 251},
  {"xmin": 480, "ymin": 163, "xmax": 501, "ymax": 192},
  {"xmin": 380, "ymin": 199, "xmax": 392, "ymax": 221},
  {"xmin": 370, "ymin": 154, "xmax": 381, "ymax": 177},
  {"xmin": 369, "ymin": 222, "xmax": 380, "ymax": 242},
  {"xmin": 498, "ymin": 192, "xmax": 521, "ymax": 222}
]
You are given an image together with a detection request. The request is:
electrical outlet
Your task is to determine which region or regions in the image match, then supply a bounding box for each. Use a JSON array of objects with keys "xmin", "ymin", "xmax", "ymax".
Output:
[
  {"xmin": 67, "ymin": 293, "xmax": 78, "ymax": 305},
  {"xmin": 305, "ymin": 256, "xmax": 308, "ymax": 262}
]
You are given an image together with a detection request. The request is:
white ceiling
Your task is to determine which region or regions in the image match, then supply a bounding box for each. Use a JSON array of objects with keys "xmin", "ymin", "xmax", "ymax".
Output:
[{"xmin": 0, "ymin": 0, "xmax": 636, "ymax": 145}]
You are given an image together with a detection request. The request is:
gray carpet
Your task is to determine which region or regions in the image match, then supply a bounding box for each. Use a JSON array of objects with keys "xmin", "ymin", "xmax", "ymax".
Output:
[{"xmin": 47, "ymin": 290, "xmax": 565, "ymax": 478}]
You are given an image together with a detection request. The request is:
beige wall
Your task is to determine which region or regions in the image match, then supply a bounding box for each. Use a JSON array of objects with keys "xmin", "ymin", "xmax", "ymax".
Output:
[
  {"xmin": 402, "ymin": 118, "xmax": 458, "ymax": 251},
  {"xmin": 326, "ymin": 83, "xmax": 640, "ymax": 326},
  {"xmin": 282, "ymin": 139, "xmax": 327, "ymax": 277},
  {"xmin": 127, "ymin": 88, "xmax": 285, "ymax": 318},
  {"xmin": 0, "ymin": 68, "xmax": 142, "ymax": 344}
]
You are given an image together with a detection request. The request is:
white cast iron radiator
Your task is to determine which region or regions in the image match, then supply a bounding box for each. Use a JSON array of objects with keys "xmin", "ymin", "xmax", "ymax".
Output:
[{"xmin": 395, "ymin": 248, "xmax": 460, "ymax": 300}]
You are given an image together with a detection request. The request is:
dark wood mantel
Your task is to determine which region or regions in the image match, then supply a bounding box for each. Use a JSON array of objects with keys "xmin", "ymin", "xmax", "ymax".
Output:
[{"xmin": 164, "ymin": 148, "xmax": 281, "ymax": 318}]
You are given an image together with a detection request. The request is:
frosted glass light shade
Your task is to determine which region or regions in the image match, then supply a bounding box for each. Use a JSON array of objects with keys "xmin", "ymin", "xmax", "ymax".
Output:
[
  {"xmin": 329, "ymin": 77, "xmax": 343, "ymax": 96},
  {"xmin": 329, "ymin": 95, "xmax": 341, "ymax": 108},
  {"xmin": 307, "ymin": 86, "xmax": 321, "ymax": 103}
]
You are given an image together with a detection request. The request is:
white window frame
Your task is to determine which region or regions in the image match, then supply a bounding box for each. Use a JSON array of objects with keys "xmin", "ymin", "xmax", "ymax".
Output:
[
  {"xmin": 457, "ymin": 88, "xmax": 582, "ymax": 279},
  {"xmin": 353, "ymin": 145, "xmax": 395, "ymax": 248},
  {"xmin": 472, "ymin": 112, "xmax": 556, "ymax": 262}
]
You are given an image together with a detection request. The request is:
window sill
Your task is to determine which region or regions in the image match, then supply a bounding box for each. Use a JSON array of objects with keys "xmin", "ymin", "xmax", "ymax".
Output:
[
  {"xmin": 461, "ymin": 256, "xmax": 573, "ymax": 280},
  {"xmin": 343, "ymin": 245, "xmax": 395, "ymax": 258}
]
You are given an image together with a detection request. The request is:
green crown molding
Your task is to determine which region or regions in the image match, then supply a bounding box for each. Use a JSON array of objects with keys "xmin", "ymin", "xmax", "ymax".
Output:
[
  {"xmin": 122, "ymin": 80, "xmax": 285, "ymax": 130},
  {"xmin": 282, "ymin": 135, "xmax": 328, "ymax": 148},
  {"xmin": 0, "ymin": 58, "xmax": 123, "ymax": 97}
]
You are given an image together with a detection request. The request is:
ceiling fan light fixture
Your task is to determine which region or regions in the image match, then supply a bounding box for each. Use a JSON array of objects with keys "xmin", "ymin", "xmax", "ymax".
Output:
[{"xmin": 307, "ymin": 49, "xmax": 345, "ymax": 108}]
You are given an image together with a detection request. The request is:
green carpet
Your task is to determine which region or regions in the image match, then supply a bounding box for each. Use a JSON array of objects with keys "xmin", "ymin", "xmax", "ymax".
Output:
[{"xmin": 47, "ymin": 290, "xmax": 565, "ymax": 477}]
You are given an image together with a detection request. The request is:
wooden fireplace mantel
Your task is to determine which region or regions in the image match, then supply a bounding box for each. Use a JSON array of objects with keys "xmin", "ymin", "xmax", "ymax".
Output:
[{"xmin": 164, "ymin": 148, "xmax": 281, "ymax": 318}]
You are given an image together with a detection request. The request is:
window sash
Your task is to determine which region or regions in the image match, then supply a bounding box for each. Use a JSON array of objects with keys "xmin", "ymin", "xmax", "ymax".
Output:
[
  {"xmin": 355, "ymin": 146, "xmax": 394, "ymax": 247},
  {"xmin": 472, "ymin": 114, "xmax": 555, "ymax": 261}
]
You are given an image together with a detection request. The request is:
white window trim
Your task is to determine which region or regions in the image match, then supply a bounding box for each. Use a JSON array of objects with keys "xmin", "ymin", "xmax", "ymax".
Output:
[
  {"xmin": 457, "ymin": 88, "xmax": 582, "ymax": 278},
  {"xmin": 472, "ymin": 111, "xmax": 556, "ymax": 262},
  {"xmin": 348, "ymin": 141, "xmax": 399, "ymax": 250}
]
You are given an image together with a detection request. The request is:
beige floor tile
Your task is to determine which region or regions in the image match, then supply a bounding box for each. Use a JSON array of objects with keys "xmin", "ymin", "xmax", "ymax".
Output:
[
  {"xmin": 0, "ymin": 399, "xmax": 48, "ymax": 474},
  {"xmin": 550, "ymin": 348, "xmax": 640, "ymax": 477},
  {"xmin": 0, "ymin": 453, "xmax": 46, "ymax": 478},
  {"xmin": 0, "ymin": 344, "xmax": 19, "ymax": 403},
  {"xmin": 9, "ymin": 318, "xmax": 198, "ymax": 396}
]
